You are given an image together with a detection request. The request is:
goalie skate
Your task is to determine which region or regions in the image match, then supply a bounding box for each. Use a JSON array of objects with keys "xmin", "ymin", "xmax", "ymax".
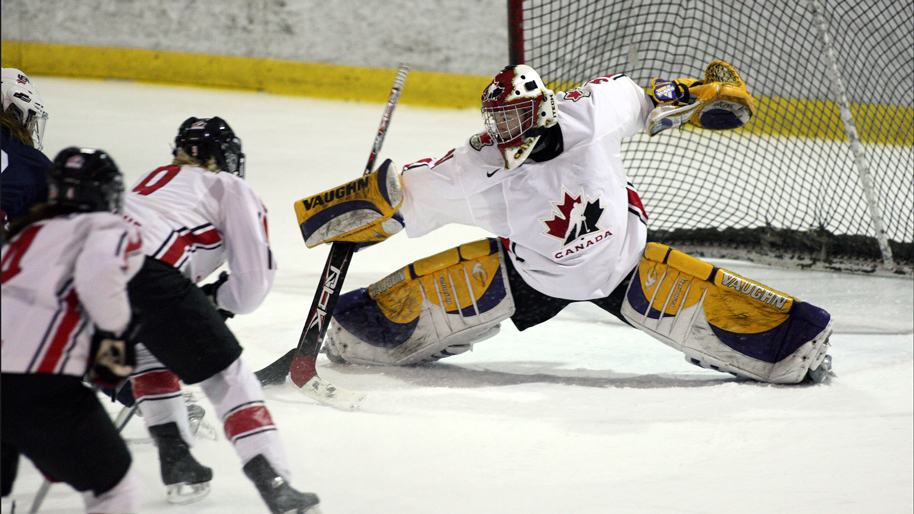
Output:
[{"xmin": 803, "ymin": 353, "xmax": 834, "ymax": 384}]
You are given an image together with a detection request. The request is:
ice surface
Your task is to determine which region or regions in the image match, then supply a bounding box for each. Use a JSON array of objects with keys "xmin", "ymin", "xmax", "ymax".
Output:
[{"xmin": 2, "ymin": 77, "xmax": 911, "ymax": 514}]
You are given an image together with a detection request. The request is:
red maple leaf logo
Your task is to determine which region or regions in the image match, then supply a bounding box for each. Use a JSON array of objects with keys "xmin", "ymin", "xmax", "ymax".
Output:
[
  {"xmin": 542, "ymin": 189, "xmax": 606, "ymax": 247},
  {"xmin": 543, "ymin": 191, "xmax": 580, "ymax": 241},
  {"xmin": 564, "ymin": 88, "xmax": 591, "ymax": 102}
]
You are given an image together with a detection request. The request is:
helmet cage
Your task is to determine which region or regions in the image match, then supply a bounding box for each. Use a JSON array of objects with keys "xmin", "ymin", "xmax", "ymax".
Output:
[
  {"xmin": 1, "ymin": 68, "xmax": 48, "ymax": 150},
  {"xmin": 479, "ymin": 65, "xmax": 557, "ymax": 170},
  {"xmin": 482, "ymin": 98, "xmax": 538, "ymax": 147}
]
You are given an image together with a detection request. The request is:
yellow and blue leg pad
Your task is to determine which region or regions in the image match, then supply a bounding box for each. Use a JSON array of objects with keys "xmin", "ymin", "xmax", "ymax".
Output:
[
  {"xmin": 621, "ymin": 243, "xmax": 833, "ymax": 383},
  {"xmin": 325, "ymin": 239, "xmax": 515, "ymax": 365}
]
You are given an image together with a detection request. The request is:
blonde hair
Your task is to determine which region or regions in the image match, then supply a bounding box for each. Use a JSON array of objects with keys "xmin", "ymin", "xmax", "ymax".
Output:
[
  {"xmin": 173, "ymin": 150, "xmax": 221, "ymax": 172},
  {"xmin": 1, "ymin": 110, "xmax": 35, "ymax": 147}
]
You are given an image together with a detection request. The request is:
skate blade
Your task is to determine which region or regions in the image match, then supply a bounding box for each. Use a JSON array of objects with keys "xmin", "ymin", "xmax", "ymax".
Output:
[
  {"xmin": 289, "ymin": 503, "xmax": 323, "ymax": 514},
  {"xmin": 166, "ymin": 481, "xmax": 211, "ymax": 504}
]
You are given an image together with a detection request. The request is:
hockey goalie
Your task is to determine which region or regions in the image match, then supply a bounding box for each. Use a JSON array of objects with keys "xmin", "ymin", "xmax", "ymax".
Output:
[{"xmin": 298, "ymin": 61, "xmax": 832, "ymax": 384}]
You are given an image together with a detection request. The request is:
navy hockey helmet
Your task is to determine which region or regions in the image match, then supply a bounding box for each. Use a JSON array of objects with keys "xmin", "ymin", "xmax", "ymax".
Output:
[
  {"xmin": 48, "ymin": 147, "xmax": 124, "ymax": 212},
  {"xmin": 174, "ymin": 116, "xmax": 246, "ymax": 178}
]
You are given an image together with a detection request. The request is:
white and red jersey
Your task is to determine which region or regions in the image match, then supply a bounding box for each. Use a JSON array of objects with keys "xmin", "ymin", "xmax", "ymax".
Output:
[
  {"xmin": 1, "ymin": 212, "xmax": 144, "ymax": 376},
  {"xmin": 398, "ymin": 74, "xmax": 653, "ymax": 301},
  {"xmin": 121, "ymin": 164, "xmax": 274, "ymax": 314}
]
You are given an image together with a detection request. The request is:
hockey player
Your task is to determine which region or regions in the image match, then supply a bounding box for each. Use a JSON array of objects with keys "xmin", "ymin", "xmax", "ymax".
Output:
[
  {"xmin": 121, "ymin": 116, "xmax": 321, "ymax": 513},
  {"xmin": 300, "ymin": 61, "xmax": 833, "ymax": 385},
  {"xmin": 2, "ymin": 148, "xmax": 144, "ymax": 513},
  {"xmin": 1, "ymin": 68, "xmax": 51, "ymax": 235}
]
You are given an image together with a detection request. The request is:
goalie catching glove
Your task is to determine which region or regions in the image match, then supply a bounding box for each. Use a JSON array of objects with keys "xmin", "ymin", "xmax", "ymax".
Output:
[
  {"xmin": 294, "ymin": 158, "xmax": 405, "ymax": 249},
  {"xmin": 646, "ymin": 60, "xmax": 756, "ymax": 136}
]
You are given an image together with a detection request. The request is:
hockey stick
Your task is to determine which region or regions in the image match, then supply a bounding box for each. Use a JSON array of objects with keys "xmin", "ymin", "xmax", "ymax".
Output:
[
  {"xmin": 255, "ymin": 64, "xmax": 410, "ymax": 410},
  {"xmin": 29, "ymin": 403, "xmax": 138, "ymax": 514}
]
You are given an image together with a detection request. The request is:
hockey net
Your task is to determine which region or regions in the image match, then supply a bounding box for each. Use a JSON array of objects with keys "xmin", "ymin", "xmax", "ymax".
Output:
[{"xmin": 508, "ymin": 0, "xmax": 913, "ymax": 275}]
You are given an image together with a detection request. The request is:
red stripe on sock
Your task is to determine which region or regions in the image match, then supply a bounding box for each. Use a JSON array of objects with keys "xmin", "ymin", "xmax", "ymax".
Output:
[
  {"xmin": 131, "ymin": 370, "xmax": 181, "ymax": 399},
  {"xmin": 223, "ymin": 405, "xmax": 275, "ymax": 441}
]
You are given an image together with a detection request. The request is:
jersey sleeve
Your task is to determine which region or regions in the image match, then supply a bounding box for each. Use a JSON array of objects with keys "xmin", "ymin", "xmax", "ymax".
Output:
[
  {"xmin": 582, "ymin": 74, "xmax": 654, "ymax": 139},
  {"xmin": 74, "ymin": 217, "xmax": 144, "ymax": 336},
  {"xmin": 398, "ymin": 159, "xmax": 478, "ymax": 238},
  {"xmin": 212, "ymin": 178, "xmax": 276, "ymax": 314},
  {"xmin": 398, "ymin": 139, "xmax": 511, "ymax": 238}
]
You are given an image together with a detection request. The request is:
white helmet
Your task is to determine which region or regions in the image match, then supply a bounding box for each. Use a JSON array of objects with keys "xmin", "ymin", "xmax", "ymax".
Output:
[
  {"xmin": 1, "ymin": 68, "xmax": 48, "ymax": 150},
  {"xmin": 481, "ymin": 65, "xmax": 557, "ymax": 170}
]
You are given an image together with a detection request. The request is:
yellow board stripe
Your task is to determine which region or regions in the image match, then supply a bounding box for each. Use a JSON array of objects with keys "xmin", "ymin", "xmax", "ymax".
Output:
[
  {"xmin": 746, "ymin": 96, "xmax": 913, "ymax": 146},
  {"xmin": 1, "ymin": 41, "xmax": 491, "ymax": 110},
  {"xmin": 4, "ymin": 41, "xmax": 911, "ymax": 144}
]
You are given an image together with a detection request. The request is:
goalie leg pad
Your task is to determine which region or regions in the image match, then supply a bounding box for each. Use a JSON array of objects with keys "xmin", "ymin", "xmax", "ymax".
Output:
[
  {"xmin": 621, "ymin": 243, "xmax": 832, "ymax": 384},
  {"xmin": 325, "ymin": 238, "xmax": 515, "ymax": 365},
  {"xmin": 295, "ymin": 158, "xmax": 404, "ymax": 248}
]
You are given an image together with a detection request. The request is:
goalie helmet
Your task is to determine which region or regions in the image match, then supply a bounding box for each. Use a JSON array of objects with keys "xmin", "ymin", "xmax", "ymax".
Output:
[
  {"xmin": 48, "ymin": 147, "xmax": 125, "ymax": 212},
  {"xmin": 174, "ymin": 116, "xmax": 246, "ymax": 178},
  {"xmin": 481, "ymin": 65, "xmax": 557, "ymax": 170},
  {"xmin": 1, "ymin": 68, "xmax": 49, "ymax": 150}
]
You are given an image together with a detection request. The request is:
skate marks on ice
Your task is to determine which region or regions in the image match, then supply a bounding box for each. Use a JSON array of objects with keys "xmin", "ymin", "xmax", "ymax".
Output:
[{"xmin": 327, "ymin": 359, "xmax": 741, "ymax": 390}]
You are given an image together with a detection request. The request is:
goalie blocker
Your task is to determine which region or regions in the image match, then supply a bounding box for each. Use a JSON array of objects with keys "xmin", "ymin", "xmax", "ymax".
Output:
[
  {"xmin": 326, "ymin": 239, "xmax": 832, "ymax": 384},
  {"xmin": 295, "ymin": 158, "xmax": 405, "ymax": 248}
]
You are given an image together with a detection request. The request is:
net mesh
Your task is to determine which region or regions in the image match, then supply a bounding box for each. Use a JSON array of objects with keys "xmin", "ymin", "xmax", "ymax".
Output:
[{"xmin": 512, "ymin": 0, "xmax": 913, "ymax": 274}]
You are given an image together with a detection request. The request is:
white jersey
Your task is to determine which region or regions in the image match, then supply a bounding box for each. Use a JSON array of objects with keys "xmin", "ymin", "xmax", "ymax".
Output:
[
  {"xmin": 1, "ymin": 212, "xmax": 144, "ymax": 376},
  {"xmin": 121, "ymin": 164, "xmax": 275, "ymax": 315},
  {"xmin": 399, "ymin": 74, "xmax": 653, "ymax": 301}
]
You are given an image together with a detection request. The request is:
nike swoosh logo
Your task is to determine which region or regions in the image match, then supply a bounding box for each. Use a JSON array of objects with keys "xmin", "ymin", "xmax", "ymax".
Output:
[{"xmin": 486, "ymin": 168, "xmax": 501, "ymax": 178}]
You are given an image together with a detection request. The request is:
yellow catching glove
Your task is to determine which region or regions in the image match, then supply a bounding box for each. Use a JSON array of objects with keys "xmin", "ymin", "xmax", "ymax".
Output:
[{"xmin": 646, "ymin": 60, "xmax": 756, "ymax": 136}]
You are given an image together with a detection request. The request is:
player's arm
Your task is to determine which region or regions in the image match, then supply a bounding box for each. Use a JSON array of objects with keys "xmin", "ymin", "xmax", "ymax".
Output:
[
  {"xmin": 295, "ymin": 151, "xmax": 487, "ymax": 246},
  {"xmin": 573, "ymin": 74, "xmax": 655, "ymax": 141},
  {"xmin": 211, "ymin": 179, "xmax": 276, "ymax": 315},
  {"xmin": 397, "ymin": 157, "xmax": 479, "ymax": 238},
  {"xmin": 74, "ymin": 218, "xmax": 144, "ymax": 336},
  {"xmin": 75, "ymin": 218, "xmax": 144, "ymax": 387},
  {"xmin": 645, "ymin": 60, "xmax": 756, "ymax": 136}
]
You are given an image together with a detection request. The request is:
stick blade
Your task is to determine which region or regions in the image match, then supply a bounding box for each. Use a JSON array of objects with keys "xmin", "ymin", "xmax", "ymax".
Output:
[
  {"xmin": 289, "ymin": 352, "xmax": 365, "ymax": 410},
  {"xmin": 295, "ymin": 375, "xmax": 366, "ymax": 411},
  {"xmin": 255, "ymin": 348, "xmax": 296, "ymax": 386}
]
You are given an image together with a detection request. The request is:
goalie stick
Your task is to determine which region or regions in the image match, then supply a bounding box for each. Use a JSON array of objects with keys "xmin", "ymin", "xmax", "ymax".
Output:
[{"xmin": 255, "ymin": 64, "xmax": 410, "ymax": 410}]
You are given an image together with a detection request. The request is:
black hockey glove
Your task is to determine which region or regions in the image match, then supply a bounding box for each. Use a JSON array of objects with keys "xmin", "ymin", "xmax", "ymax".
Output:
[
  {"xmin": 87, "ymin": 329, "xmax": 136, "ymax": 389},
  {"xmin": 200, "ymin": 271, "xmax": 235, "ymax": 320}
]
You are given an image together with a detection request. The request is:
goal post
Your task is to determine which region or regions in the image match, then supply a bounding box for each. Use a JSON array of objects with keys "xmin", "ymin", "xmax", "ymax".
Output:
[{"xmin": 507, "ymin": 0, "xmax": 912, "ymax": 275}]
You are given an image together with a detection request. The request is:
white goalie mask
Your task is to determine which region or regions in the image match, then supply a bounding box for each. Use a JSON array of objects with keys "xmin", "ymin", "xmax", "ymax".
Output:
[
  {"xmin": 481, "ymin": 65, "xmax": 557, "ymax": 170},
  {"xmin": 1, "ymin": 68, "xmax": 48, "ymax": 150}
]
